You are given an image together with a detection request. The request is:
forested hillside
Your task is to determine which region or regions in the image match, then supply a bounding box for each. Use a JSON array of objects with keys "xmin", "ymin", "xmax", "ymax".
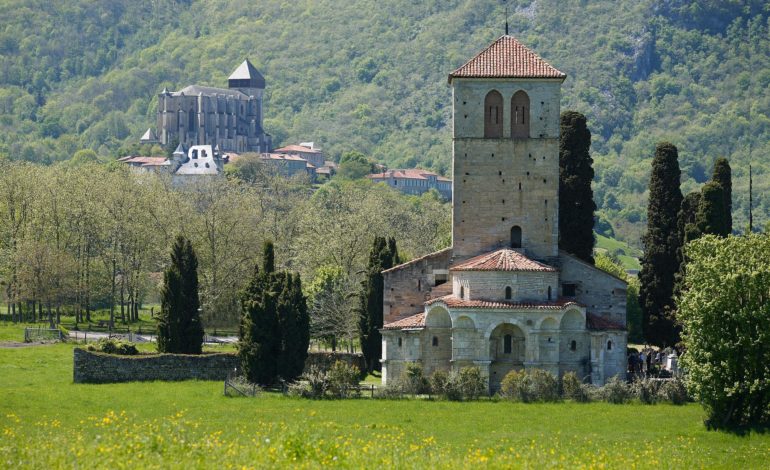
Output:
[{"xmin": 0, "ymin": 0, "xmax": 768, "ymax": 246}]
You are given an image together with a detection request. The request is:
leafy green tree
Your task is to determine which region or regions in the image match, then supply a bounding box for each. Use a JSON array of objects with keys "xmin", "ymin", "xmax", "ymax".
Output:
[
  {"xmin": 559, "ymin": 111, "xmax": 596, "ymax": 263},
  {"xmin": 69, "ymin": 149, "xmax": 99, "ymax": 166},
  {"xmin": 639, "ymin": 142, "xmax": 683, "ymax": 346},
  {"xmin": 337, "ymin": 151, "xmax": 373, "ymax": 180},
  {"xmin": 678, "ymin": 234, "xmax": 770, "ymax": 429},
  {"xmin": 157, "ymin": 235, "xmax": 204, "ymax": 354},
  {"xmin": 358, "ymin": 236, "xmax": 398, "ymax": 372}
]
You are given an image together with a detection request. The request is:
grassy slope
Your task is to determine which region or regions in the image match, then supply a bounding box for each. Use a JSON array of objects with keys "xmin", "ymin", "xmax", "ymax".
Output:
[
  {"xmin": 595, "ymin": 232, "xmax": 642, "ymax": 271},
  {"xmin": 1, "ymin": 327, "xmax": 768, "ymax": 467}
]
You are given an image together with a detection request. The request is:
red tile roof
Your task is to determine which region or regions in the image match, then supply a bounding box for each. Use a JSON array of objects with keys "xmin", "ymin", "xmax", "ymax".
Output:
[
  {"xmin": 368, "ymin": 168, "xmax": 451, "ymax": 182},
  {"xmin": 119, "ymin": 156, "xmax": 169, "ymax": 165},
  {"xmin": 274, "ymin": 144, "xmax": 321, "ymax": 154},
  {"xmin": 426, "ymin": 295, "xmax": 581, "ymax": 311},
  {"xmin": 451, "ymin": 249, "xmax": 557, "ymax": 272},
  {"xmin": 383, "ymin": 312, "xmax": 426, "ymax": 330},
  {"xmin": 449, "ymin": 35, "xmax": 566, "ymax": 82},
  {"xmin": 587, "ymin": 312, "xmax": 626, "ymax": 331}
]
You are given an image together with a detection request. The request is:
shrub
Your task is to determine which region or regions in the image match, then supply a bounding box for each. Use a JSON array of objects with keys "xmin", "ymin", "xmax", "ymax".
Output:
[
  {"xmin": 327, "ymin": 361, "xmax": 360, "ymax": 398},
  {"xmin": 291, "ymin": 366, "xmax": 329, "ymax": 399},
  {"xmin": 401, "ymin": 363, "xmax": 429, "ymax": 395},
  {"xmin": 632, "ymin": 378, "xmax": 661, "ymax": 404},
  {"xmin": 429, "ymin": 370, "xmax": 450, "ymax": 396},
  {"xmin": 500, "ymin": 369, "xmax": 559, "ymax": 402},
  {"xmin": 374, "ymin": 381, "xmax": 405, "ymax": 399},
  {"xmin": 561, "ymin": 371, "xmax": 590, "ymax": 402},
  {"xmin": 455, "ymin": 366, "xmax": 487, "ymax": 400},
  {"xmin": 92, "ymin": 338, "xmax": 138, "ymax": 356},
  {"xmin": 658, "ymin": 378, "xmax": 689, "ymax": 405},
  {"xmin": 601, "ymin": 375, "xmax": 632, "ymax": 404}
]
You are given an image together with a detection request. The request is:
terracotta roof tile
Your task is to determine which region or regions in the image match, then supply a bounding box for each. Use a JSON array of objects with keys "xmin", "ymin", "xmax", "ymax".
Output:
[
  {"xmin": 120, "ymin": 156, "xmax": 169, "ymax": 165},
  {"xmin": 587, "ymin": 312, "xmax": 626, "ymax": 331},
  {"xmin": 382, "ymin": 312, "xmax": 426, "ymax": 330},
  {"xmin": 451, "ymin": 249, "xmax": 557, "ymax": 272},
  {"xmin": 274, "ymin": 144, "xmax": 321, "ymax": 154},
  {"xmin": 426, "ymin": 295, "xmax": 581, "ymax": 310},
  {"xmin": 368, "ymin": 168, "xmax": 450, "ymax": 182},
  {"xmin": 449, "ymin": 35, "xmax": 566, "ymax": 82}
]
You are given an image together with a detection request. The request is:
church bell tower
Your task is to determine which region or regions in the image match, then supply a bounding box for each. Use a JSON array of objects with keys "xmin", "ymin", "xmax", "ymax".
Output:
[{"xmin": 448, "ymin": 35, "xmax": 566, "ymax": 261}]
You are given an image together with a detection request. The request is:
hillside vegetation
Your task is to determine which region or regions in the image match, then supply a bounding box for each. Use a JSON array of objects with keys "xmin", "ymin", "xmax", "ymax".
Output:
[{"xmin": 0, "ymin": 0, "xmax": 768, "ymax": 246}]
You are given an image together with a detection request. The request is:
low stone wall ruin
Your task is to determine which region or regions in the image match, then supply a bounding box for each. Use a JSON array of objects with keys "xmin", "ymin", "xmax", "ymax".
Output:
[{"xmin": 73, "ymin": 348, "xmax": 366, "ymax": 384}]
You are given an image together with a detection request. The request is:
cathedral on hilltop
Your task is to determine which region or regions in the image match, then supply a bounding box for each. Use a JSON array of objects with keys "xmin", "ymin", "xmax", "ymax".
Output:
[
  {"xmin": 141, "ymin": 60, "xmax": 272, "ymax": 153},
  {"xmin": 380, "ymin": 36, "xmax": 628, "ymax": 392}
]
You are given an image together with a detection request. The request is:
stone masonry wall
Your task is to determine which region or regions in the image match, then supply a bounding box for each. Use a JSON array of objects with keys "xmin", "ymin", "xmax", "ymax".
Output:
[
  {"xmin": 383, "ymin": 248, "xmax": 452, "ymax": 324},
  {"xmin": 452, "ymin": 270, "xmax": 559, "ymax": 303},
  {"xmin": 74, "ymin": 349, "xmax": 366, "ymax": 384},
  {"xmin": 452, "ymin": 79, "xmax": 562, "ymax": 261},
  {"xmin": 557, "ymin": 252, "xmax": 628, "ymax": 326}
]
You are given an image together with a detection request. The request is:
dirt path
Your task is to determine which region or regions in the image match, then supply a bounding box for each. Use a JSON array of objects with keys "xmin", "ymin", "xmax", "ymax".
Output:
[{"xmin": 0, "ymin": 341, "xmax": 51, "ymax": 348}]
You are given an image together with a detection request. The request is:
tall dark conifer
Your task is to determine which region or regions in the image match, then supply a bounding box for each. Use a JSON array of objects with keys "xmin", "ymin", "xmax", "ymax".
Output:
[
  {"xmin": 157, "ymin": 235, "xmax": 204, "ymax": 354},
  {"xmin": 711, "ymin": 157, "xmax": 732, "ymax": 234},
  {"xmin": 358, "ymin": 236, "xmax": 398, "ymax": 373},
  {"xmin": 696, "ymin": 182, "xmax": 729, "ymax": 237},
  {"xmin": 559, "ymin": 111, "xmax": 596, "ymax": 263},
  {"xmin": 639, "ymin": 142, "xmax": 683, "ymax": 346}
]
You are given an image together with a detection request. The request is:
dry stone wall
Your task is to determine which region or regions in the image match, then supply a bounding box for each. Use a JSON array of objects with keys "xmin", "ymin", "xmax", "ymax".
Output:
[{"xmin": 73, "ymin": 349, "xmax": 366, "ymax": 384}]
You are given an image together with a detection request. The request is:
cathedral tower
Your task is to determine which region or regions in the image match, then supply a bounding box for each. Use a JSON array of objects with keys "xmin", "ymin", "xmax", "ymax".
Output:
[{"xmin": 449, "ymin": 36, "xmax": 566, "ymax": 261}]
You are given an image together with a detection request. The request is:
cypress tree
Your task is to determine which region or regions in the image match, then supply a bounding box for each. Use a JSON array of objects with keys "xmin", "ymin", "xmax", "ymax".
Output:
[
  {"xmin": 711, "ymin": 157, "xmax": 732, "ymax": 234},
  {"xmin": 263, "ymin": 240, "xmax": 275, "ymax": 274},
  {"xmin": 559, "ymin": 111, "xmax": 596, "ymax": 263},
  {"xmin": 359, "ymin": 236, "xmax": 398, "ymax": 373},
  {"xmin": 239, "ymin": 262, "xmax": 280, "ymax": 385},
  {"xmin": 639, "ymin": 142, "xmax": 683, "ymax": 347},
  {"xmin": 157, "ymin": 235, "xmax": 204, "ymax": 354},
  {"xmin": 276, "ymin": 274, "xmax": 310, "ymax": 381},
  {"xmin": 696, "ymin": 181, "xmax": 729, "ymax": 237},
  {"xmin": 674, "ymin": 191, "xmax": 702, "ymax": 296}
]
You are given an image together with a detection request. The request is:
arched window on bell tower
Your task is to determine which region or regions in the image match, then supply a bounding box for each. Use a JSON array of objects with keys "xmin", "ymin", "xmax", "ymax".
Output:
[
  {"xmin": 511, "ymin": 90, "xmax": 530, "ymax": 138},
  {"xmin": 484, "ymin": 90, "xmax": 503, "ymax": 138},
  {"xmin": 510, "ymin": 226, "xmax": 522, "ymax": 248}
]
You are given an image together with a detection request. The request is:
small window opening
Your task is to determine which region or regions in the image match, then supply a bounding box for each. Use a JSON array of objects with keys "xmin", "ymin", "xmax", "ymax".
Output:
[
  {"xmin": 563, "ymin": 283, "xmax": 577, "ymax": 297},
  {"xmin": 570, "ymin": 340, "xmax": 577, "ymax": 351},
  {"xmin": 510, "ymin": 226, "xmax": 522, "ymax": 248},
  {"xmin": 192, "ymin": 149, "xmax": 198, "ymax": 159},
  {"xmin": 503, "ymin": 334, "xmax": 512, "ymax": 354},
  {"xmin": 547, "ymin": 286, "xmax": 552, "ymax": 300},
  {"xmin": 607, "ymin": 340, "xmax": 613, "ymax": 351},
  {"xmin": 505, "ymin": 286, "xmax": 512, "ymax": 300},
  {"xmin": 417, "ymin": 279, "xmax": 421, "ymax": 292},
  {"xmin": 460, "ymin": 286, "xmax": 465, "ymax": 299},
  {"xmin": 398, "ymin": 337, "xmax": 402, "ymax": 347},
  {"xmin": 432, "ymin": 336, "xmax": 439, "ymax": 347}
]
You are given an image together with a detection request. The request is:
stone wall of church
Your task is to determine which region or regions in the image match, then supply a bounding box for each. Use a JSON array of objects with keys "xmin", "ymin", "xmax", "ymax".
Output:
[
  {"xmin": 557, "ymin": 252, "xmax": 628, "ymax": 326},
  {"xmin": 452, "ymin": 270, "xmax": 559, "ymax": 303},
  {"xmin": 383, "ymin": 248, "xmax": 452, "ymax": 324},
  {"xmin": 451, "ymin": 79, "xmax": 561, "ymax": 261}
]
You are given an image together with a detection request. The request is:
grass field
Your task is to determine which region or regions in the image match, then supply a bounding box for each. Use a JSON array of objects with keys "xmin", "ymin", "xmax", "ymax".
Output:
[
  {"xmin": 2, "ymin": 327, "xmax": 769, "ymax": 468},
  {"xmin": 595, "ymin": 232, "xmax": 642, "ymax": 271}
]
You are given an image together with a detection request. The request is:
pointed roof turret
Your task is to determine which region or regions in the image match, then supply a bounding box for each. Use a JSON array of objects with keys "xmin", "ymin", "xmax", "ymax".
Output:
[
  {"xmin": 228, "ymin": 59, "xmax": 265, "ymax": 89},
  {"xmin": 448, "ymin": 35, "xmax": 566, "ymax": 83},
  {"xmin": 173, "ymin": 143, "xmax": 186, "ymax": 157},
  {"xmin": 140, "ymin": 128, "xmax": 158, "ymax": 142}
]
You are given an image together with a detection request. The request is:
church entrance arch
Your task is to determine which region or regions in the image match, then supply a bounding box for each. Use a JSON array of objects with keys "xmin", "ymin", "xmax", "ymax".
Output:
[{"xmin": 489, "ymin": 323, "xmax": 525, "ymax": 391}]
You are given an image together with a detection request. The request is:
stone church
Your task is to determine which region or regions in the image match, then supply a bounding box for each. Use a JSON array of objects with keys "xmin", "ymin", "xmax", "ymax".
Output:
[
  {"xmin": 142, "ymin": 60, "xmax": 272, "ymax": 153},
  {"xmin": 380, "ymin": 36, "xmax": 627, "ymax": 392}
]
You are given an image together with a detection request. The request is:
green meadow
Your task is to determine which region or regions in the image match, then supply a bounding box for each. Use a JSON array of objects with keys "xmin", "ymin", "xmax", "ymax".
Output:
[{"xmin": 1, "ymin": 326, "xmax": 768, "ymax": 468}]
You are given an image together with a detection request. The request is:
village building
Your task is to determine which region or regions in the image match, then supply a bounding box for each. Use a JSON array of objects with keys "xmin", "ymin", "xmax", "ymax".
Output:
[
  {"xmin": 259, "ymin": 153, "xmax": 317, "ymax": 180},
  {"xmin": 142, "ymin": 60, "xmax": 272, "ymax": 153},
  {"xmin": 380, "ymin": 35, "xmax": 627, "ymax": 392},
  {"xmin": 368, "ymin": 169, "xmax": 452, "ymax": 200},
  {"xmin": 119, "ymin": 144, "xmax": 225, "ymax": 185}
]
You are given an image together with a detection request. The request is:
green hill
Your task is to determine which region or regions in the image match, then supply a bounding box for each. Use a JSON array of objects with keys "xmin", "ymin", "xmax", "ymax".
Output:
[{"xmin": 0, "ymin": 0, "xmax": 768, "ymax": 246}]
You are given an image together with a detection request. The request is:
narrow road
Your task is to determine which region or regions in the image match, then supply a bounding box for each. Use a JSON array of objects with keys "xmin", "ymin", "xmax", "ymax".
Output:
[{"xmin": 68, "ymin": 331, "xmax": 238, "ymax": 344}]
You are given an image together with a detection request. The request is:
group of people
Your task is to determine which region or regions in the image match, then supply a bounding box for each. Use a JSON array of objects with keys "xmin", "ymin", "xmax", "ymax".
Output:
[{"xmin": 628, "ymin": 346, "xmax": 678, "ymax": 378}]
